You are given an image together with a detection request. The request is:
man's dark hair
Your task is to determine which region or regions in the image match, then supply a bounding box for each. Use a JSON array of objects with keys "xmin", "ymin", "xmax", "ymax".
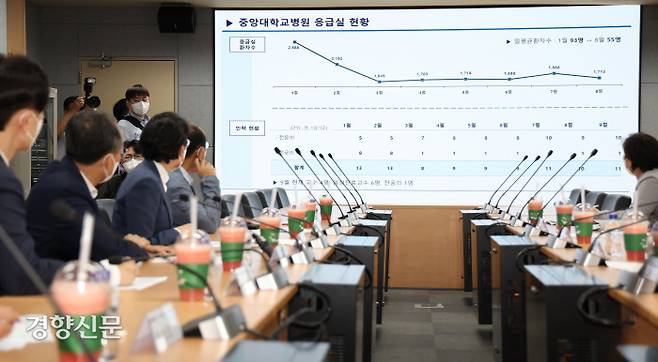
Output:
[
  {"xmin": 139, "ymin": 112, "xmax": 188, "ymax": 163},
  {"xmin": 113, "ymin": 98, "xmax": 128, "ymax": 121},
  {"xmin": 123, "ymin": 139, "xmax": 143, "ymax": 155},
  {"xmin": 65, "ymin": 110, "xmax": 122, "ymax": 165},
  {"xmin": 623, "ymin": 132, "xmax": 658, "ymax": 173},
  {"xmin": 0, "ymin": 54, "xmax": 49, "ymax": 130},
  {"xmin": 63, "ymin": 96, "xmax": 78, "ymax": 112},
  {"xmin": 185, "ymin": 124, "xmax": 207, "ymax": 159},
  {"xmin": 125, "ymin": 85, "xmax": 150, "ymax": 100}
]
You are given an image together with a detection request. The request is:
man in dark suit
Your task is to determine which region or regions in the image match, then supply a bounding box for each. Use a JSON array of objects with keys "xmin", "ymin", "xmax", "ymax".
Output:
[
  {"xmin": 26, "ymin": 110, "xmax": 152, "ymax": 262},
  {"xmin": 167, "ymin": 124, "xmax": 221, "ymax": 234},
  {"xmin": 113, "ymin": 112, "xmax": 191, "ymax": 245}
]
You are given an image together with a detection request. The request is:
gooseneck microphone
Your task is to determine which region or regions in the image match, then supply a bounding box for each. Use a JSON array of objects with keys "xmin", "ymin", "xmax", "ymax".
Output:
[
  {"xmin": 506, "ymin": 150, "xmax": 553, "ymax": 214},
  {"xmin": 318, "ymin": 153, "xmax": 361, "ymax": 209},
  {"xmin": 309, "ymin": 150, "xmax": 354, "ymax": 212},
  {"xmin": 294, "ymin": 148, "xmax": 348, "ymax": 217},
  {"xmin": 487, "ymin": 154, "xmax": 528, "ymax": 208},
  {"xmin": 494, "ymin": 155, "xmax": 541, "ymax": 209},
  {"xmin": 541, "ymin": 149, "xmax": 599, "ymax": 210},
  {"xmin": 516, "ymin": 152, "xmax": 578, "ymax": 219},
  {"xmin": 274, "ymin": 147, "xmax": 320, "ymax": 205},
  {"xmin": 327, "ymin": 153, "xmax": 367, "ymax": 206}
]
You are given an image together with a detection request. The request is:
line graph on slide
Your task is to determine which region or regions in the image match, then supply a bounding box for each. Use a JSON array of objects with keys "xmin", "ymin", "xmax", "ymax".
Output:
[
  {"xmin": 215, "ymin": 6, "xmax": 641, "ymax": 205},
  {"xmin": 291, "ymin": 40, "xmax": 603, "ymax": 84}
]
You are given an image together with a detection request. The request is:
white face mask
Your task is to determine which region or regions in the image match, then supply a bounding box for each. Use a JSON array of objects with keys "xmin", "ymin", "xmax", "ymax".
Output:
[
  {"xmin": 102, "ymin": 155, "xmax": 119, "ymax": 183},
  {"xmin": 122, "ymin": 159, "xmax": 142, "ymax": 173},
  {"xmin": 131, "ymin": 101, "xmax": 150, "ymax": 116},
  {"xmin": 25, "ymin": 112, "xmax": 44, "ymax": 147}
]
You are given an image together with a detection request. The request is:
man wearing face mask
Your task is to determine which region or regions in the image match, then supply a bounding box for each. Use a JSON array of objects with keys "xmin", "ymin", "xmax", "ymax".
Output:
[
  {"xmin": 97, "ymin": 140, "xmax": 144, "ymax": 199},
  {"xmin": 25, "ymin": 110, "xmax": 154, "ymax": 262},
  {"xmin": 113, "ymin": 112, "xmax": 192, "ymax": 245},
  {"xmin": 117, "ymin": 85, "xmax": 151, "ymax": 142},
  {"xmin": 0, "ymin": 55, "xmax": 136, "ymax": 295},
  {"xmin": 167, "ymin": 124, "xmax": 221, "ymax": 233}
]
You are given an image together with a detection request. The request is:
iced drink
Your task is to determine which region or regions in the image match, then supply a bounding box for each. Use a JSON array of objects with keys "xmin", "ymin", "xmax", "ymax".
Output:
[
  {"xmin": 573, "ymin": 205, "xmax": 595, "ymax": 247},
  {"xmin": 304, "ymin": 201, "xmax": 317, "ymax": 229},
  {"xmin": 555, "ymin": 203, "xmax": 574, "ymax": 235},
  {"xmin": 319, "ymin": 196, "xmax": 333, "ymax": 222},
  {"xmin": 624, "ymin": 222, "xmax": 648, "ymax": 262},
  {"xmin": 219, "ymin": 218, "xmax": 247, "ymax": 272},
  {"xmin": 287, "ymin": 207, "xmax": 306, "ymax": 239},
  {"xmin": 51, "ymin": 262, "xmax": 110, "ymax": 362},
  {"xmin": 175, "ymin": 232, "xmax": 213, "ymax": 301},
  {"xmin": 258, "ymin": 208, "xmax": 281, "ymax": 246},
  {"xmin": 528, "ymin": 199, "xmax": 543, "ymax": 226}
]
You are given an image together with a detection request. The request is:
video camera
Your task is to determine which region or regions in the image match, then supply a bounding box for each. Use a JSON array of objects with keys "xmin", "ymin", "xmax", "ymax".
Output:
[{"xmin": 83, "ymin": 77, "xmax": 101, "ymax": 109}]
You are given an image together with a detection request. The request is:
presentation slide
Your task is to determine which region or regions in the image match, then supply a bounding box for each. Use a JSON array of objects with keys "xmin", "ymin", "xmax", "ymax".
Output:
[{"xmin": 213, "ymin": 6, "xmax": 640, "ymax": 206}]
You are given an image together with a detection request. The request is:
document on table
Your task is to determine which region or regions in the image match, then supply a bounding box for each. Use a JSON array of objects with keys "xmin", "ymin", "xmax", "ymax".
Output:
[
  {"xmin": 120, "ymin": 276, "xmax": 168, "ymax": 291},
  {"xmin": 0, "ymin": 315, "xmax": 53, "ymax": 351}
]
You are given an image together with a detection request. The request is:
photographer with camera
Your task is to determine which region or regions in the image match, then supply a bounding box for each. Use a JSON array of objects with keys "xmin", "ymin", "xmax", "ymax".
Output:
[
  {"xmin": 56, "ymin": 96, "xmax": 84, "ymax": 159},
  {"xmin": 117, "ymin": 85, "xmax": 151, "ymax": 142}
]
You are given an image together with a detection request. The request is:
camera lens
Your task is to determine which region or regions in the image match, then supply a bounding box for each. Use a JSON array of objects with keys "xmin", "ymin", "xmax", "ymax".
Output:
[{"xmin": 85, "ymin": 96, "xmax": 101, "ymax": 109}]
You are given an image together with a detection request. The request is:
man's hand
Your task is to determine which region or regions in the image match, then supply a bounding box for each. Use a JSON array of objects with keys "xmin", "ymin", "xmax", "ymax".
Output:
[
  {"xmin": 117, "ymin": 260, "xmax": 138, "ymax": 286},
  {"xmin": 195, "ymin": 158, "xmax": 216, "ymax": 177},
  {"xmin": 144, "ymin": 244, "xmax": 175, "ymax": 257},
  {"xmin": 0, "ymin": 306, "xmax": 19, "ymax": 338},
  {"xmin": 175, "ymin": 224, "xmax": 193, "ymax": 238},
  {"xmin": 124, "ymin": 234, "xmax": 150, "ymax": 249},
  {"xmin": 67, "ymin": 96, "xmax": 85, "ymax": 113}
]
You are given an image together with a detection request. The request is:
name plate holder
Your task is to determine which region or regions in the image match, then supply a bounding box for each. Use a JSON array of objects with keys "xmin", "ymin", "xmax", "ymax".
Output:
[
  {"xmin": 233, "ymin": 266, "xmax": 257, "ymax": 296},
  {"xmin": 256, "ymin": 266, "xmax": 289, "ymax": 291},
  {"xmin": 131, "ymin": 303, "xmax": 182, "ymax": 354},
  {"xmin": 360, "ymin": 204, "xmax": 369, "ymax": 213}
]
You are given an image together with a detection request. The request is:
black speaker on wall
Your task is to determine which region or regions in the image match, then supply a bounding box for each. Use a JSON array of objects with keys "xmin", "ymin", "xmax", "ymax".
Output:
[{"xmin": 158, "ymin": 4, "xmax": 196, "ymax": 33}]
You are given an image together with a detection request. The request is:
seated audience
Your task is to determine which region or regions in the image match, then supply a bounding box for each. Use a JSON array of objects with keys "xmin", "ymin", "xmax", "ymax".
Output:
[
  {"xmin": 97, "ymin": 140, "xmax": 144, "ymax": 199},
  {"xmin": 623, "ymin": 132, "xmax": 658, "ymax": 223},
  {"xmin": 167, "ymin": 124, "xmax": 221, "ymax": 233},
  {"xmin": 26, "ymin": 110, "xmax": 152, "ymax": 261},
  {"xmin": 112, "ymin": 112, "xmax": 191, "ymax": 245}
]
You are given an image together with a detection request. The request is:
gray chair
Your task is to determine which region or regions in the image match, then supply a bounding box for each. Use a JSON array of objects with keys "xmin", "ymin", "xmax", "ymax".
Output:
[
  {"xmin": 243, "ymin": 192, "xmax": 265, "ymax": 217},
  {"xmin": 273, "ymin": 187, "xmax": 291, "ymax": 208},
  {"xmin": 96, "ymin": 198, "xmax": 115, "ymax": 225},
  {"xmin": 257, "ymin": 188, "xmax": 284, "ymax": 209},
  {"xmin": 601, "ymin": 194, "xmax": 631, "ymax": 212},
  {"xmin": 569, "ymin": 188, "xmax": 588, "ymax": 205},
  {"xmin": 585, "ymin": 191, "xmax": 607, "ymax": 208}
]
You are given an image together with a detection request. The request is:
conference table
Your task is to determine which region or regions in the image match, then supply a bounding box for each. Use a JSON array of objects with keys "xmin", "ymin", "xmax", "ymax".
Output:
[
  {"xmin": 0, "ymin": 227, "xmax": 355, "ymax": 361},
  {"xmin": 503, "ymin": 223, "xmax": 658, "ymax": 346}
]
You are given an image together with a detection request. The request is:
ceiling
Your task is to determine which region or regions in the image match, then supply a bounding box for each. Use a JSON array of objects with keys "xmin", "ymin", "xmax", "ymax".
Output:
[{"xmin": 28, "ymin": 0, "xmax": 658, "ymax": 7}]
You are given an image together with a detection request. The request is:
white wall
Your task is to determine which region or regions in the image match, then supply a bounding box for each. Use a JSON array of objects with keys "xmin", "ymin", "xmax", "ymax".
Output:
[{"xmin": 0, "ymin": 0, "xmax": 7, "ymax": 53}]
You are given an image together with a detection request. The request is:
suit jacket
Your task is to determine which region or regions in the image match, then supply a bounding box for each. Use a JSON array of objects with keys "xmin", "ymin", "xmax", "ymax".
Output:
[
  {"xmin": 96, "ymin": 172, "xmax": 127, "ymax": 199},
  {"xmin": 26, "ymin": 157, "xmax": 147, "ymax": 261},
  {"xmin": 112, "ymin": 160, "xmax": 179, "ymax": 245},
  {"xmin": 166, "ymin": 168, "xmax": 222, "ymax": 234},
  {"xmin": 0, "ymin": 158, "xmax": 63, "ymax": 295}
]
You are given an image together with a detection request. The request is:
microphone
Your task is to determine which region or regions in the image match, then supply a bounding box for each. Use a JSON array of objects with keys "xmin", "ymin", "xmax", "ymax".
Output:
[
  {"xmin": 494, "ymin": 155, "xmax": 541, "ymax": 209},
  {"xmin": 505, "ymin": 151, "xmax": 553, "ymax": 214},
  {"xmin": 294, "ymin": 147, "xmax": 347, "ymax": 218},
  {"xmin": 540, "ymin": 149, "xmax": 599, "ymax": 210},
  {"xmin": 327, "ymin": 153, "xmax": 367, "ymax": 206},
  {"xmin": 274, "ymin": 147, "xmax": 320, "ymax": 205},
  {"xmin": 318, "ymin": 152, "xmax": 361, "ymax": 209},
  {"xmin": 309, "ymin": 150, "xmax": 354, "ymax": 213},
  {"xmin": 486, "ymin": 155, "xmax": 528, "ymax": 209},
  {"xmin": 514, "ymin": 152, "xmax": 578, "ymax": 220},
  {"xmin": 0, "ymin": 226, "xmax": 96, "ymax": 362}
]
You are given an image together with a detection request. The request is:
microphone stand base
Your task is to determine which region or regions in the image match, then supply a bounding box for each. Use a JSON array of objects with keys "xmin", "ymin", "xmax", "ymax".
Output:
[{"xmin": 182, "ymin": 304, "xmax": 246, "ymax": 340}]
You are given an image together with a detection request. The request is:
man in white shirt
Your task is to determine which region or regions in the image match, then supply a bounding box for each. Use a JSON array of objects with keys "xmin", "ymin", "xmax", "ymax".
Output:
[{"xmin": 117, "ymin": 85, "xmax": 151, "ymax": 141}]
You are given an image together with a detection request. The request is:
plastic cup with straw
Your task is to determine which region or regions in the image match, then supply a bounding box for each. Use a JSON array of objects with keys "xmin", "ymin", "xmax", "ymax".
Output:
[
  {"xmin": 555, "ymin": 190, "xmax": 574, "ymax": 235},
  {"xmin": 623, "ymin": 191, "xmax": 649, "ymax": 262},
  {"xmin": 319, "ymin": 195, "xmax": 333, "ymax": 222},
  {"xmin": 218, "ymin": 193, "xmax": 248, "ymax": 271},
  {"xmin": 257, "ymin": 189, "xmax": 282, "ymax": 245},
  {"xmin": 304, "ymin": 198, "xmax": 317, "ymax": 229},
  {"xmin": 51, "ymin": 213, "xmax": 111, "ymax": 362},
  {"xmin": 573, "ymin": 187, "xmax": 595, "ymax": 247},
  {"xmin": 175, "ymin": 195, "xmax": 213, "ymax": 300}
]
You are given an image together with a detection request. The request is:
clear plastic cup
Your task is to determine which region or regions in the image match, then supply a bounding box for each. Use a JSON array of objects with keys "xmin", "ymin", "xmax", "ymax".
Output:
[
  {"xmin": 51, "ymin": 261, "xmax": 111, "ymax": 362},
  {"xmin": 573, "ymin": 203, "xmax": 595, "ymax": 247},
  {"xmin": 651, "ymin": 222, "xmax": 658, "ymax": 257},
  {"xmin": 287, "ymin": 206, "xmax": 306, "ymax": 239},
  {"xmin": 304, "ymin": 200, "xmax": 317, "ymax": 229},
  {"xmin": 257, "ymin": 208, "xmax": 281, "ymax": 246},
  {"xmin": 555, "ymin": 201, "xmax": 574, "ymax": 235},
  {"xmin": 624, "ymin": 220, "xmax": 649, "ymax": 262},
  {"xmin": 527, "ymin": 198, "xmax": 543, "ymax": 226},
  {"xmin": 319, "ymin": 195, "xmax": 333, "ymax": 222},
  {"xmin": 175, "ymin": 229, "xmax": 213, "ymax": 301},
  {"xmin": 218, "ymin": 217, "xmax": 247, "ymax": 272}
]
